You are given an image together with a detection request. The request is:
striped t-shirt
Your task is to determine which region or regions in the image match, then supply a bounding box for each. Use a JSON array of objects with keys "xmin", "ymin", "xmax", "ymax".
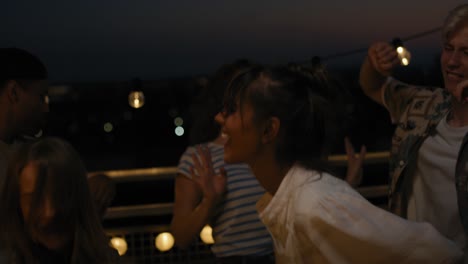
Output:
[{"xmin": 178, "ymin": 142, "xmax": 273, "ymax": 257}]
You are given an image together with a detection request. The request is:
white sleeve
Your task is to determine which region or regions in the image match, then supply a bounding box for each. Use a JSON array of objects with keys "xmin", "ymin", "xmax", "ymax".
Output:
[{"xmin": 292, "ymin": 185, "xmax": 463, "ymax": 264}]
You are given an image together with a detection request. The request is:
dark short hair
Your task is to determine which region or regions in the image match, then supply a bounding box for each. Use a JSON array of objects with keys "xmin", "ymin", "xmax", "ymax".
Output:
[
  {"xmin": 0, "ymin": 48, "xmax": 47, "ymax": 83},
  {"xmin": 223, "ymin": 64, "xmax": 345, "ymax": 171}
]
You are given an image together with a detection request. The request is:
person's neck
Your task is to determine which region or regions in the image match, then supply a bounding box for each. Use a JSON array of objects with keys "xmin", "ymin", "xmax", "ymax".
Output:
[
  {"xmin": 448, "ymin": 100, "xmax": 468, "ymax": 127},
  {"xmin": 213, "ymin": 133, "xmax": 227, "ymax": 145},
  {"xmin": 249, "ymin": 151, "xmax": 292, "ymax": 196}
]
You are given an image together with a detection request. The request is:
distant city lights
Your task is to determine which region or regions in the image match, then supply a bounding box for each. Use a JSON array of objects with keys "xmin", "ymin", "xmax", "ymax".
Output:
[
  {"xmin": 174, "ymin": 117, "xmax": 183, "ymax": 126},
  {"xmin": 103, "ymin": 122, "xmax": 114, "ymax": 133},
  {"xmin": 175, "ymin": 126, "xmax": 184, "ymax": 136}
]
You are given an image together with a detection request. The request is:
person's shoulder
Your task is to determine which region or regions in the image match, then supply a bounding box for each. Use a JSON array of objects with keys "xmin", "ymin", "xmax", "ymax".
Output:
[
  {"xmin": 290, "ymin": 169, "xmax": 332, "ymax": 201},
  {"xmin": 181, "ymin": 142, "xmax": 216, "ymax": 155},
  {"xmin": 294, "ymin": 170, "xmax": 361, "ymax": 209},
  {"xmin": 386, "ymin": 77, "xmax": 442, "ymax": 95},
  {"xmin": 178, "ymin": 145, "xmax": 199, "ymax": 162},
  {"xmin": 415, "ymin": 85, "xmax": 445, "ymax": 96}
]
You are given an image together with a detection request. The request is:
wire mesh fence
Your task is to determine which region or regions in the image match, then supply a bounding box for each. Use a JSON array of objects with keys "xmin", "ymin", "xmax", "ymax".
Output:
[{"xmin": 107, "ymin": 227, "xmax": 216, "ymax": 264}]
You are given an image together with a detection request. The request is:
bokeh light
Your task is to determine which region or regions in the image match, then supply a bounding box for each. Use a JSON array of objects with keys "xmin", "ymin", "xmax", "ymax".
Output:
[
  {"xmin": 155, "ymin": 232, "xmax": 175, "ymax": 252},
  {"xmin": 110, "ymin": 237, "xmax": 128, "ymax": 256}
]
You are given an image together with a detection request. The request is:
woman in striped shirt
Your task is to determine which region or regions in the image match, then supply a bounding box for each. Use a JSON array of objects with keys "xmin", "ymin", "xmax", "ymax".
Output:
[{"xmin": 170, "ymin": 60, "xmax": 275, "ymax": 264}]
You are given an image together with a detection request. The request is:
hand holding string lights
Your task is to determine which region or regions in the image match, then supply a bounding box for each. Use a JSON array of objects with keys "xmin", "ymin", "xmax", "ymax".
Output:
[
  {"xmin": 392, "ymin": 38, "xmax": 411, "ymax": 66},
  {"xmin": 299, "ymin": 26, "xmax": 442, "ymax": 67}
]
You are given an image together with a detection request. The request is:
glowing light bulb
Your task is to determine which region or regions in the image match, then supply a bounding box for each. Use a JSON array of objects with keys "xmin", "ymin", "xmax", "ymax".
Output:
[
  {"xmin": 110, "ymin": 237, "xmax": 128, "ymax": 256},
  {"xmin": 391, "ymin": 38, "xmax": 410, "ymax": 66},
  {"xmin": 155, "ymin": 232, "xmax": 174, "ymax": 252},
  {"xmin": 396, "ymin": 47, "xmax": 411, "ymax": 66},
  {"xmin": 401, "ymin": 58, "xmax": 409, "ymax": 66},
  {"xmin": 128, "ymin": 91, "xmax": 145, "ymax": 108},
  {"xmin": 200, "ymin": 225, "xmax": 214, "ymax": 244},
  {"xmin": 398, "ymin": 48, "xmax": 411, "ymax": 66}
]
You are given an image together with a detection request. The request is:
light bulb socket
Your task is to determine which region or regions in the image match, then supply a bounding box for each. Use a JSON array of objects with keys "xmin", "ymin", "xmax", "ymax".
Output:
[{"xmin": 391, "ymin": 38, "xmax": 403, "ymax": 48}]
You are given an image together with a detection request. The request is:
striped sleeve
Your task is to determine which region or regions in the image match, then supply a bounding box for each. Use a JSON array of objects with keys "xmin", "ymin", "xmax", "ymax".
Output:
[{"xmin": 177, "ymin": 146, "xmax": 197, "ymax": 179}]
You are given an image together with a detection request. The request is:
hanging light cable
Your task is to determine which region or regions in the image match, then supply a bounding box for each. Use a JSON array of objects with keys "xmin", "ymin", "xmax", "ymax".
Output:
[{"xmin": 295, "ymin": 26, "xmax": 442, "ymax": 64}]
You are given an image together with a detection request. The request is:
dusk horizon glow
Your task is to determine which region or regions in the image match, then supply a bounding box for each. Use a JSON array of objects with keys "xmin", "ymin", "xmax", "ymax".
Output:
[{"xmin": 2, "ymin": 0, "xmax": 463, "ymax": 82}]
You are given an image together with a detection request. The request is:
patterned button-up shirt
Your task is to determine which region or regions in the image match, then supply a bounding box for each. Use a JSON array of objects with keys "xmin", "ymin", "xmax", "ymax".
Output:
[{"xmin": 383, "ymin": 77, "xmax": 468, "ymax": 243}]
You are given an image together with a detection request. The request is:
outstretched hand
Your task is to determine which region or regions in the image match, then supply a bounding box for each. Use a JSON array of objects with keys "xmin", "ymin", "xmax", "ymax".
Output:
[
  {"xmin": 344, "ymin": 137, "xmax": 366, "ymax": 188},
  {"xmin": 190, "ymin": 145, "xmax": 227, "ymax": 204}
]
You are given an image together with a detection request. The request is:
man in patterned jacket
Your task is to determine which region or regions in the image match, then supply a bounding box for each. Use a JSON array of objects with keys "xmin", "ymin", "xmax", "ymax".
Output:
[{"xmin": 359, "ymin": 4, "xmax": 468, "ymax": 259}]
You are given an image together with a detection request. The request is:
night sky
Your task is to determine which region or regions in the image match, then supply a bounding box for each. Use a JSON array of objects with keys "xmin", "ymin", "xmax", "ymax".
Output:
[{"xmin": 2, "ymin": 0, "xmax": 464, "ymax": 82}]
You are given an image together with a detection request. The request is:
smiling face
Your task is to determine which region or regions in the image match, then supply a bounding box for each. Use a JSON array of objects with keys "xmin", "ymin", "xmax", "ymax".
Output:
[
  {"xmin": 214, "ymin": 100, "xmax": 264, "ymax": 165},
  {"xmin": 441, "ymin": 23, "xmax": 468, "ymax": 96},
  {"xmin": 217, "ymin": 65, "xmax": 336, "ymax": 174}
]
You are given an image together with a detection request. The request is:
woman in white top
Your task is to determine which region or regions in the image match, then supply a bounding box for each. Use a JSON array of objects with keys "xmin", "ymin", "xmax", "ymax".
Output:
[{"xmin": 206, "ymin": 64, "xmax": 462, "ymax": 263}]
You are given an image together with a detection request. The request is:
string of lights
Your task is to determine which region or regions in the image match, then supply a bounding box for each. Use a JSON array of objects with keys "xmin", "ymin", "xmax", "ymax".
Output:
[
  {"xmin": 401, "ymin": 27, "xmax": 442, "ymax": 42},
  {"xmin": 305, "ymin": 26, "xmax": 443, "ymax": 64},
  {"xmin": 126, "ymin": 26, "xmax": 443, "ymax": 128}
]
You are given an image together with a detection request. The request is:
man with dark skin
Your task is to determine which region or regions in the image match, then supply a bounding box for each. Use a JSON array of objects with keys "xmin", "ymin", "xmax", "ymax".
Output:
[{"xmin": 0, "ymin": 47, "xmax": 49, "ymax": 193}]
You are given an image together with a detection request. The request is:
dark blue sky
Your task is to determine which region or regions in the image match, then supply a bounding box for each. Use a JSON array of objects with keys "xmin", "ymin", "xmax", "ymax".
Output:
[{"xmin": 2, "ymin": 0, "xmax": 464, "ymax": 82}]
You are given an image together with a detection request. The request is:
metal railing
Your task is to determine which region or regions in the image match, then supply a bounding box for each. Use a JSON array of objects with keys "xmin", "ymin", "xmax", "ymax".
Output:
[
  {"xmin": 97, "ymin": 151, "xmax": 390, "ymax": 263},
  {"xmin": 94, "ymin": 151, "xmax": 390, "ymax": 220}
]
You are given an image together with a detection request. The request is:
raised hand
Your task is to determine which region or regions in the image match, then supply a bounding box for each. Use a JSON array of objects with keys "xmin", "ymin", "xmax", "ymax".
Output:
[
  {"xmin": 344, "ymin": 137, "xmax": 367, "ymax": 188},
  {"xmin": 190, "ymin": 145, "xmax": 227, "ymax": 204},
  {"xmin": 368, "ymin": 42, "xmax": 400, "ymax": 77}
]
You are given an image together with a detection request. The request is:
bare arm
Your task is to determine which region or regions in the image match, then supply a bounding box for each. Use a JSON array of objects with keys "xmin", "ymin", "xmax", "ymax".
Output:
[
  {"xmin": 359, "ymin": 42, "xmax": 400, "ymax": 106},
  {"xmin": 170, "ymin": 145, "xmax": 227, "ymax": 249},
  {"xmin": 344, "ymin": 137, "xmax": 366, "ymax": 188},
  {"xmin": 170, "ymin": 174, "xmax": 217, "ymax": 249}
]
